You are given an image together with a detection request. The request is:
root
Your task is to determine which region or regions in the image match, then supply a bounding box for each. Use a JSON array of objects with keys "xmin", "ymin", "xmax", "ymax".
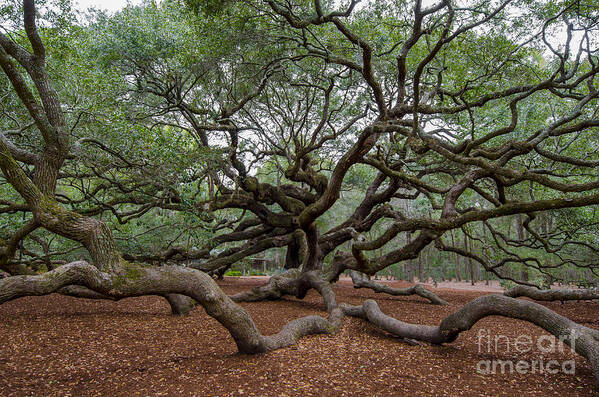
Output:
[{"xmin": 349, "ymin": 271, "xmax": 448, "ymax": 305}]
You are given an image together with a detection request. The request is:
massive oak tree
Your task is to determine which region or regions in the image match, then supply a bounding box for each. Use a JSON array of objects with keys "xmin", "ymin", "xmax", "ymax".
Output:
[{"xmin": 1, "ymin": 0, "xmax": 599, "ymax": 384}]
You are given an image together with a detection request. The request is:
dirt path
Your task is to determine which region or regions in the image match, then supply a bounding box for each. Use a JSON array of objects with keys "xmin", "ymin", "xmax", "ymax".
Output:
[{"xmin": 0, "ymin": 278, "xmax": 597, "ymax": 396}]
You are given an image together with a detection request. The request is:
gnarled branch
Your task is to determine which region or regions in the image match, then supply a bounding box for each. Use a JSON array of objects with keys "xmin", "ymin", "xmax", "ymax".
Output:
[{"xmin": 349, "ymin": 270, "xmax": 448, "ymax": 305}]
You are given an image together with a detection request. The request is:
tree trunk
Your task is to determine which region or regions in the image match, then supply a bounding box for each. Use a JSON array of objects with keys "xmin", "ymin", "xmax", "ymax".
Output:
[
  {"xmin": 450, "ymin": 230, "xmax": 461, "ymax": 281},
  {"xmin": 463, "ymin": 234, "xmax": 475, "ymax": 286},
  {"xmin": 417, "ymin": 251, "xmax": 424, "ymax": 283},
  {"xmin": 284, "ymin": 236, "xmax": 302, "ymax": 269},
  {"xmin": 406, "ymin": 232, "xmax": 414, "ymax": 282},
  {"xmin": 516, "ymin": 215, "xmax": 529, "ymax": 282}
]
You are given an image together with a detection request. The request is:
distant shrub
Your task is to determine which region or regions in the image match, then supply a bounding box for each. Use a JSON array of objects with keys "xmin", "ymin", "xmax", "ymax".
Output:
[
  {"xmin": 499, "ymin": 279, "xmax": 515, "ymax": 291},
  {"xmin": 225, "ymin": 270, "xmax": 242, "ymax": 277},
  {"xmin": 248, "ymin": 270, "xmax": 266, "ymax": 276}
]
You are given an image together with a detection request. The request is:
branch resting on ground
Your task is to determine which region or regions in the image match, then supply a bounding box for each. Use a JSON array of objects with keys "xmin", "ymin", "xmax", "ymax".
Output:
[
  {"xmin": 341, "ymin": 295, "xmax": 599, "ymax": 382},
  {"xmin": 3, "ymin": 264, "xmax": 599, "ymax": 385},
  {"xmin": 55, "ymin": 285, "xmax": 197, "ymax": 315},
  {"xmin": 230, "ymin": 268, "xmax": 338, "ymax": 312},
  {"xmin": 0, "ymin": 262, "xmax": 343, "ymax": 353},
  {"xmin": 505, "ymin": 285, "xmax": 599, "ymax": 302},
  {"xmin": 349, "ymin": 270, "xmax": 448, "ymax": 305}
]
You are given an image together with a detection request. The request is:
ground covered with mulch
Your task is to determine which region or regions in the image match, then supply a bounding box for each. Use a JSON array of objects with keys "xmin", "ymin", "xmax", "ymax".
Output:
[{"xmin": 1, "ymin": 278, "xmax": 598, "ymax": 396}]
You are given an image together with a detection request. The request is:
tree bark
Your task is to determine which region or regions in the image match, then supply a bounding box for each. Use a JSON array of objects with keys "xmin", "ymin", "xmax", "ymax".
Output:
[
  {"xmin": 230, "ymin": 268, "xmax": 338, "ymax": 312},
  {"xmin": 164, "ymin": 294, "xmax": 197, "ymax": 316},
  {"xmin": 505, "ymin": 285, "xmax": 599, "ymax": 301},
  {"xmin": 0, "ymin": 261, "xmax": 343, "ymax": 353},
  {"xmin": 349, "ymin": 270, "xmax": 448, "ymax": 305},
  {"xmin": 341, "ymin": 295, "xmax": 599, "ymax": 382},
  {"xmin": 284, "ymin": 235, "xmax": 302, "ymax": 269}
]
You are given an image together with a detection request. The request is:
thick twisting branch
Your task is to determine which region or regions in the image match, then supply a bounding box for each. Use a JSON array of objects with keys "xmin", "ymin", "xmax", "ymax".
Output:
[
  {"xmin": 0, "ymin": 262, "xmax": 343, "ymax": 353},
  {"xmin": 505, "ymin": 285, "xmax": 599, "ymax": 302},
  {"xmin": 230, "ymin": 268, "xmax": 338, "ymax": 312},
  {"xmin": 349, "ymin": 270, "xmax": 448, "ymax": 305},
  {"xmin": 342, "ymin": 295, "xmax": 599, "ymax": 382}
]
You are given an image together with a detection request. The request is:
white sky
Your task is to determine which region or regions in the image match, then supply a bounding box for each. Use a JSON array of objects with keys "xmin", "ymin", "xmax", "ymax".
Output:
[
  {"xmin": 73, "ymin": 0, "xmax": 145, "ymax": 12},
  {"xmin": 69, "ymin": 0, "xmax": 580, "ymax": 53}
]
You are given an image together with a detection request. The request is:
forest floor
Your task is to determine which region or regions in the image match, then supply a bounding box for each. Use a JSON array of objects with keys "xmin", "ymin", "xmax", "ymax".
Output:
[{"xmin": 1, "ymin": 278, "xmax": 598, "ymax": 396}]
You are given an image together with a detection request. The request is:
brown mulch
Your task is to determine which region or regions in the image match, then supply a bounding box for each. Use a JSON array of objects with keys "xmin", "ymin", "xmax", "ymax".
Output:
[{"xmin": 1, "ymin": 278, "xmax": 598, "ymax": 396}]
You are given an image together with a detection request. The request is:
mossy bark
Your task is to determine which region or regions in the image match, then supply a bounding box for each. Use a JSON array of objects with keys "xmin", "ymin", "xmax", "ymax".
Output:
[{"xmin": 0, "ymin": 262, "xmax": 343, "ymax": 353}]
